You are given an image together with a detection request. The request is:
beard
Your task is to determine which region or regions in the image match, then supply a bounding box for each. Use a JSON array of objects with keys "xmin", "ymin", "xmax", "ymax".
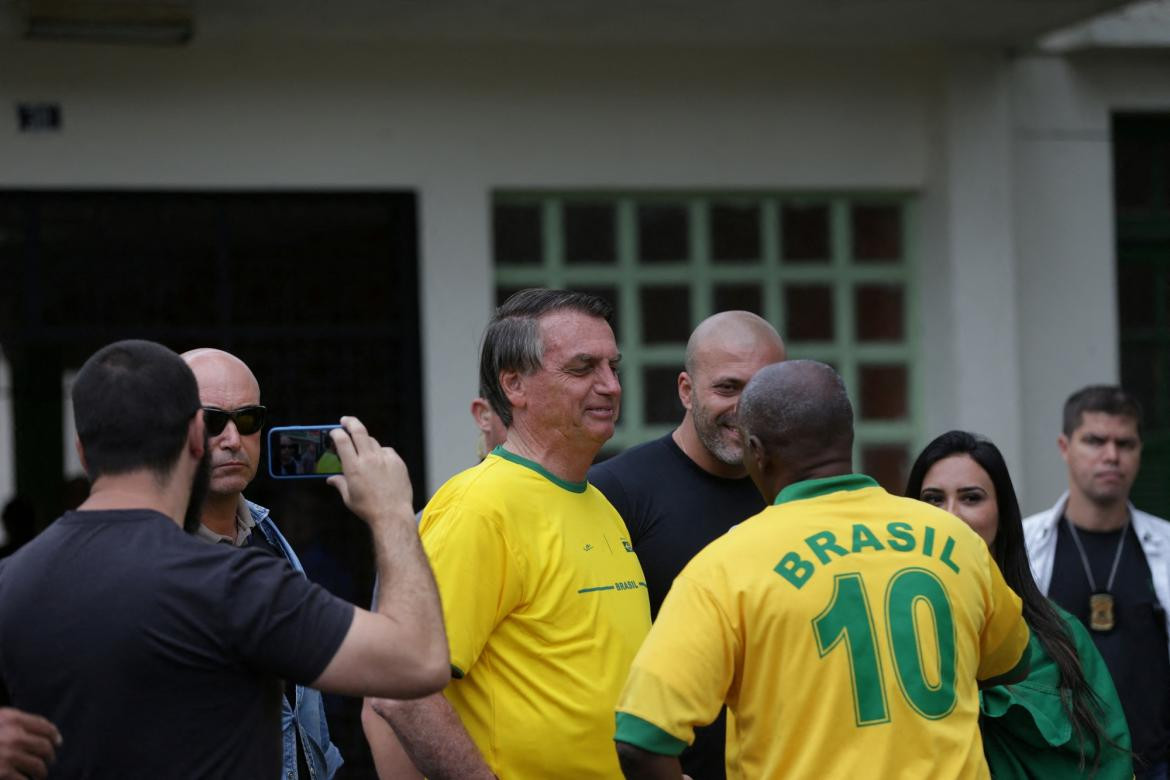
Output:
[
  {"xmin": 182, "ymin": 447, "xmax": 213, "ymax": 534},
  {"xmin": 692, "ymin": 401, "xmax": 744, "ymax": 467}
]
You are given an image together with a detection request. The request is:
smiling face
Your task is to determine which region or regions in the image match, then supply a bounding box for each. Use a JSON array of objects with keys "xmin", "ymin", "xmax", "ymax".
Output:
[
  {"xmin": 681, "ymin": 327, "xmax": 786, "ymax": 468},
  {"xmin": 511, "ymin": 309, "xmax": 621, "ymax": 454},
  {"xmin": 918, "ymin": 454, "xmax": 999, "ymax": 546},
  {"xmin": 185, "ymin": 352, "xmax": 262, "ymax": 499},
  {"xmin": 1059, "ymin": 411, "xmax": 1142, "ymax": 508}
]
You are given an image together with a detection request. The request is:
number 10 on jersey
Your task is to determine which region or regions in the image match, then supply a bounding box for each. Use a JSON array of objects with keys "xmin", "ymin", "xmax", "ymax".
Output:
[{"xmin": 812, "ymin": 568, "xmax": 957, "ymax": 726}]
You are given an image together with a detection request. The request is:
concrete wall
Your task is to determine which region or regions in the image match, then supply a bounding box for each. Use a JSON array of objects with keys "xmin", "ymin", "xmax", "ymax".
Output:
[
  {"xmin": 1012, "ymin": 50, "xmax": 1170, "ymax": 513},
  {"xmin": 1, "ymin": 36, "xmax": 1165, "ymax": 505},
  {"xmin": 0, "ymin": 39, "xmax": 942, "ymax": 494}
]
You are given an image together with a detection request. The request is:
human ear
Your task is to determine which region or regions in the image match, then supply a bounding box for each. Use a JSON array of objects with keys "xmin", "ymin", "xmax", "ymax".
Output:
[
  {"xmin": 501, "ymin": 370, "xmax": 526, "ymax": 410},
  {"xmin": 74, "ymin": 435, "xmax": 90, "ymax": 477},
  {"xmin": 1057, "ymin": 434, "xmax": 1070, "ymax": 463},
  {"xmin": 677, "ymin": 371, "xmax": 694, "ymax": 411},
  {"xmin": 470, "ymin": 398, "xmax": 494, "ymax": 434},
  {"xmin": 188, "ymin": 413, "xmax": 206, "ymax": 460}
]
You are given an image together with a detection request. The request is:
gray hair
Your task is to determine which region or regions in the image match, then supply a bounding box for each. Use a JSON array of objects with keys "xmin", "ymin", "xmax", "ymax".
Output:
[{"xmin": 479, "ymin": 288, "xmax": 614, "ymax": 427}]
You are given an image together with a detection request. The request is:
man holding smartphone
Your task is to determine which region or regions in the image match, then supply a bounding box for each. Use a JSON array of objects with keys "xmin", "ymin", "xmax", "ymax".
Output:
[
  {"xmin": 0, "ymin": 340, "xmax": 448, "ymax": 777},
  {"xmin": 181, "ymin": 347, "xmax": 342, "ymax": 779}
]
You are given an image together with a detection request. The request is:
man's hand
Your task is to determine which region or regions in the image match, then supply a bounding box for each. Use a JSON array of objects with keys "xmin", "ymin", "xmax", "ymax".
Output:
[
  {"xmin": 326, "ymin": 416, "xmax": 414, "ymax": 525},
  {"xmin": 0, "ymin": 708, "xmax": 61, "ymax": 780}
]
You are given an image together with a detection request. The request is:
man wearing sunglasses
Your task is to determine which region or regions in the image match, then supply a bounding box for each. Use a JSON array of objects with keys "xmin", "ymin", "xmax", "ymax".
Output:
[
  {"xmin": 0, "ymin": 340, "xmax": 448, "ymax": 778},
  {"xmin": 182, "ymin": 347, "xmax": 341, "ymax": 779}
]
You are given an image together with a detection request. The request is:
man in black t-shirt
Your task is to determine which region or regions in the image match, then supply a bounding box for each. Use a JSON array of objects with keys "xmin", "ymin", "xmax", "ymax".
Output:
[
  {"xmin": 1024, "ymin": 385, "xmax": 1170, "ymax": 779},
  {"xmin": 590, "ymin": 310, "xmax": 785, "ymax": 780},
  {"xmin": 0, "ymin": 340, "xmax": 449, "ymax": 778}
]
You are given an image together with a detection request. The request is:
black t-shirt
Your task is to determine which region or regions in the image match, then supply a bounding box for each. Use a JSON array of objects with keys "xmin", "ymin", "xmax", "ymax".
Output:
[
  {"xmin": 590, "ymin": 434, "xmax": 765, "ymax": 780},
  {"xmin": 1047, "ymin": 516, "xmax": 1170, "ymax": 769},
  {"xmin": 0, "ymin": 509, "xmax": 354, "ymax": 778}
]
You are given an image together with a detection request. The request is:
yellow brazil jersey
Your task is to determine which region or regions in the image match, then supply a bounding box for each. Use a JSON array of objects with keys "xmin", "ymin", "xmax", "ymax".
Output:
[
  {"xmin": 421, "ymin": 448, "xmax": 651, "ymax": 780},
  {"xmin": 615, "ymin": 474, "xmax": 1030, "ymax": 779}
]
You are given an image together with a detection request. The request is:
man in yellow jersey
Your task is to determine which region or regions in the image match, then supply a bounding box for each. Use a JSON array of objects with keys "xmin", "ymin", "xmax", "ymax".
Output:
[
  {"xmin": 367, "ymin": 289, "xmax": 652, "ymax": 780},
  {"xmin": 615, "ymin": 360, "xmax": 1031, "ymax": 779}
]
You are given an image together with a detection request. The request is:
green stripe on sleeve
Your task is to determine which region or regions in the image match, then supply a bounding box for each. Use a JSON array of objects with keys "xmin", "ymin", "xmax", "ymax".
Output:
[{"xmin": 614, "ymin": 712, "xmax": 689, "ymax": 756}]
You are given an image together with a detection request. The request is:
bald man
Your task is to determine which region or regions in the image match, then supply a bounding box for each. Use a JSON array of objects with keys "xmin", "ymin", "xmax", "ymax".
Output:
[
  {"xmin": 615, "ymin": 361, "xmax": 1032, "ymax": 779},
  {"xmin": 182, "ymin": 348, "xmax": 343, "ymax": 779},
  {"xmin": 589, "ymin": 310, "xmax": 784, "ymax": 779}
]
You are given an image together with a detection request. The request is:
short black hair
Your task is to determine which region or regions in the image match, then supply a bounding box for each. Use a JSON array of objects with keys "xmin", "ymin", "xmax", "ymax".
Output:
[
  {"xmin": 479, "ymin": 288, "xmax": 613, "ymax": 427},
  {"xmin": 72, "ymin": 339, "xmax": 201, "ymax": 479},
  {"xmin": 1062, "ymin": 385, "xmax": 1143, "ymax": 437}
]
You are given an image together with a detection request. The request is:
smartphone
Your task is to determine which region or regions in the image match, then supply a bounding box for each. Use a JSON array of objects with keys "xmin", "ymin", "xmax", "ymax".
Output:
[{"xmin": 268, "ymin": 425, "xmax": 342, "ymax": 479}]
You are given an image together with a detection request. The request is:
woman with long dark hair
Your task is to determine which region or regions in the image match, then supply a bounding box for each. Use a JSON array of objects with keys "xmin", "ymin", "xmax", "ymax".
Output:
[{"xmin": 907, "ymin": 430, "xmax": 1131, "ymax": 778}]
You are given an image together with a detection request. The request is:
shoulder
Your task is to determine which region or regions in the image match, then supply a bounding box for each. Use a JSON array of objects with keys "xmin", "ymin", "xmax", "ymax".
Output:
[
  {"xmin": 1132, "ymin": 506, "xmax": 1170, "ymax": 537},
  {"xmin": 589, "ymin": 435, "xmax": 673, "ymax": 481}
]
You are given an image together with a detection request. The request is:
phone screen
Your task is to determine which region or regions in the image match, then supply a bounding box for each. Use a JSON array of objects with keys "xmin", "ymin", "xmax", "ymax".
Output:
[{"xmin": 268, "ymin": 425, "xmax": 342, "ymax": 479}]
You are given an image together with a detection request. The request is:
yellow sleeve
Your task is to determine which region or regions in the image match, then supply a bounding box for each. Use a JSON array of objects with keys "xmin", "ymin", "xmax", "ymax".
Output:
[
  {"xmin": 975, "ymin": 550, "xmax": 1031, "ymax": 680},
  {"xmin": 419, "ymin": 504, "xmax": 524, "ymax": 678},
  {"xmin": 615, "ymin": 572, "xmax": 738, "ymax": 754}
]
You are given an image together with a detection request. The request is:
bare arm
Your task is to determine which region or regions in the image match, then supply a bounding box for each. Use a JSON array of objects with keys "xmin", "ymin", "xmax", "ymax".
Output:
[
  {"xmin": 361, "ymin": 698, "xmax": 423, "ymax": 780},
  {"xmin": 368, "ymin": 693, "xmax": 496, "ymax": 780},
  {"xmin": 0, "ymin": 708, "xmax": 61, "ymax": 780},
  {"xmin": 615, "ymin": 742, "xmax": 684, "ymax": 780},
  {"xmin": 311, "ymin": 416, "xmax": 450, "ymax": 699}
]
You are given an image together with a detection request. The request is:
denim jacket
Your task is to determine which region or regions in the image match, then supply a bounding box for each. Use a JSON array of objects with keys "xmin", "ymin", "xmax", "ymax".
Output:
[{"xmin": 248, "ymin": 500, "xmax": 344, "ymax": 780}]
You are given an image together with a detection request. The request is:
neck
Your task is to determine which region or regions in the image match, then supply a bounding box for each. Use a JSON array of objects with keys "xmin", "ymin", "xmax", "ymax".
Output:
[
  {"xmin": 79, "ymin": 470, "xmax": 189, "ymax": 528},
  {"xmin": 1065, "ymin": 490, "xmax": 1130, "ymax": 532},
  {"xmin": 201, "ymin": 492, "xmax": 240, "ymax": 537},
  {"xmin": 502, "ymin": 424, "xmax": 597, "ymax": 484},
  {"xmin": 672, "ymin": 416, "xmax": 747, "ymax": 479},
  {"xmin": 764, "ymin": 459, "xmax": 853, "ymax": 504}
]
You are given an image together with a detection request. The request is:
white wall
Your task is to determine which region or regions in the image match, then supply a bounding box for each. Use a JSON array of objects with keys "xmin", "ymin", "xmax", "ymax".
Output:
[
  {"xmin": 0, "ymin": 39, "xmax": 945, "ymax": 493},
  {"xmin": 1011, "ymin": 50, "xmax": 1170, "ymax": 513}
]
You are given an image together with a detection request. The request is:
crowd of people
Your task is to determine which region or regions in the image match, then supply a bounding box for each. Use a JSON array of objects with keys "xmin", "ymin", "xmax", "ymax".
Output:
[{"xmin": 0, "ymin": 286, "xmax": 1165, "ymax": 779}]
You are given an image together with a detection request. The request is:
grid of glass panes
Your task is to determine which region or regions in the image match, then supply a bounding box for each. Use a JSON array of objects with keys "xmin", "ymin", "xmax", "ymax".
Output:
[{"xmin": 492, "ymin": 193, "xmax": 919, "ymax": 491}]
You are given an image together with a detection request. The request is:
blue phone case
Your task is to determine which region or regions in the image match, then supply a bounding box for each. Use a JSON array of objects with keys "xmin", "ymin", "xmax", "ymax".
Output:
[{"xmin": 267, "ymin": 424, "xmax": 342, "ymax": 480}]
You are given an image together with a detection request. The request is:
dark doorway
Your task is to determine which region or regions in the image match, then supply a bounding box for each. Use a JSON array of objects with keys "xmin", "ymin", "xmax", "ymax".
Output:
[
  {"xmin": 0, "ymin": 190, "xmax": 422, "ymax": 777},
  {"xmin": 1114, "ymin": 113, "xmax": 1170, "ymax": 518}
]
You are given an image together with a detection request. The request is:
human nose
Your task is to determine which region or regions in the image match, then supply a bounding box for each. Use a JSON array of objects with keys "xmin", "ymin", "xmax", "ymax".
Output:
[
  {"xmin": 597, "ymin": 364, "xmax": 621, "ymax": 396},
  {"xmin": 216, "ymin": 421, "xmax": 242, "ymax": 449},
  {"xmin": 1102, "ymin": 441, "xmax": 1119, "ymax": 462}
]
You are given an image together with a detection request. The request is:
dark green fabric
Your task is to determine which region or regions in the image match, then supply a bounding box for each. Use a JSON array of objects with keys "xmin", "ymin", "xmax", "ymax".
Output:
[{"xmin": 980, "ymin": 603, "xmax": 1132, "ymax": 779}]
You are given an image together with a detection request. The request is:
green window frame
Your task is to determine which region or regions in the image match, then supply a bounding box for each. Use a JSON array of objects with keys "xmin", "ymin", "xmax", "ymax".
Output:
[{"xmin": 492, "ymin": 191, "xmax": 920, "ymax": 491}]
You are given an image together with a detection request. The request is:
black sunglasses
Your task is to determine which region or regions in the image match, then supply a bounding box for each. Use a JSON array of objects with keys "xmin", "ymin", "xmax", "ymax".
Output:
[{"xmin": 202, "ymin": 405, "xmax": 267, "ymax": 437}]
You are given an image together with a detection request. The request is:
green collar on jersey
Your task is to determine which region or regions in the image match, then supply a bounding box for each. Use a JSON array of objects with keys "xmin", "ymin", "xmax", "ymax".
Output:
[
  {"xmin": 490, "ymin": 446, "xmax": 588, "ymax": 494},
  {"xmin": 773, "ymin": 473, "xmax": 879, "ymax": 506}
]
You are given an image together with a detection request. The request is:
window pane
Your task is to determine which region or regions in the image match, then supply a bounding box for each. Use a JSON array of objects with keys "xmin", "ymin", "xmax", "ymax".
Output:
[
  {"xmin": 855, "ymin": 284, "xmax": 904, "ymax": 342},
  {"xmin": 564, "ymin": 202, "xmax": 616, "ymax": 265},
  {"xmin": 785, "ymin": 284, "xmax": 834, "ymax": 341},
  {"xmin": 782, "ymin": 204, "xmax": 830, "ymax": 263},
  {"xmin": 644, "ymin": 366, "xmax": 682, "ymax": 424},
  {"xmin": 1114, "ymin": 138, "xmax": 1155, "ymax": 214},
  {"xmin": 1121, "ymin": 342, "xmax": 1166, "ymax": 428},
  {"xmin": 713, "ymin": 283, "xmax": 763, "ymax": 316},
  {"xmin": 1117, "ymin": 262, "xmax": 1157, "ymax": 331},
  {"xmin": 858, "ymin": 364, "xmax": 908, "ymax": 420},
  {"xmin": 711, "ymin": 203, "xmax": 761, "ymax": 263},
  {"xmin": 577, "ymin": 285, "xmax": 621, "ymax": 343},
  {"xmin": 638, "ymin": 203, "xmax": 689, "ymax": 264},
  {"xmin": 862, "ymin": 444, "xmax": 910, "ymax": 494},
  {"xmin": 493, "ymin": 203, "xmax": 542, "ymax": 266},
  {"xmin": 640, "ymin": 286, "xmax": 691, "ymax": 344},
  {"xmin": 852, "ymin": 204, "xmax": 902, "ymax": 263}
]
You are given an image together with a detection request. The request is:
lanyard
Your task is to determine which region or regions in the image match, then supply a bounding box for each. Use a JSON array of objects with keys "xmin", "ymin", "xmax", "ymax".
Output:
[{"xmin": 1065, "ymin": 513, "xmax": 1128, "ymax": 593}]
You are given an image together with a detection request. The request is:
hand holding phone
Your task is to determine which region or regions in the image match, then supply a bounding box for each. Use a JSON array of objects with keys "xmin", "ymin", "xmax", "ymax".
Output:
[{"xmin": 323, "ymin": 416, "xmax": 414, "ymax": 526}]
